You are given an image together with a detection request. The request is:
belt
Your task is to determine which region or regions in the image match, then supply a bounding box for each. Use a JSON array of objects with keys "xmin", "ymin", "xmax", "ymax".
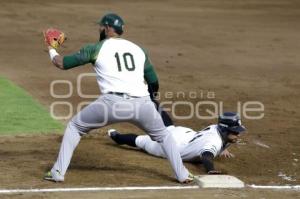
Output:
[{"xmin": 107, "ymin": 92, "xmax": 139, "ymax": 98}]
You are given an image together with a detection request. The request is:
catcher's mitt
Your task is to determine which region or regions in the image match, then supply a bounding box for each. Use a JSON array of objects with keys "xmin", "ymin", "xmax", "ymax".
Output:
[{"xmin": 43, "ymin": 28, "xmax": 66, "ymax": 49}]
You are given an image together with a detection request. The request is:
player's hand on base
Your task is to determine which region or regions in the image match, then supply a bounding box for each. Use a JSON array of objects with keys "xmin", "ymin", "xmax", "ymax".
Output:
[{"xmin": 220, "ymin": 149, "xmax": 235, "ymax": 158}]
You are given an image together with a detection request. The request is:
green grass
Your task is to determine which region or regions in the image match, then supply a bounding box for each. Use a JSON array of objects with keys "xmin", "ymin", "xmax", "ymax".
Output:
[{"xmin": 0, "ymin": 77, "xmax": 64, "ymax": 135}]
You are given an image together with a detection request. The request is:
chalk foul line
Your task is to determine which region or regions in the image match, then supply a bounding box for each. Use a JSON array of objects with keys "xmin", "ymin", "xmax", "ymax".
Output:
[
  {"xmin": 0, "ymin": 184, "xmax": 300, "ymax": 194},
  {"xmin": 248, "ymin": 184, "xmax": 300, "ymax": 190},
  {"xmin": 0, "ymin": 186, "xmax": 199, "ymax": 194}
]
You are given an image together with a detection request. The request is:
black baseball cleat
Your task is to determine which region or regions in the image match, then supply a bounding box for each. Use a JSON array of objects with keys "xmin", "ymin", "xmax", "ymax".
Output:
[{"xmin": 107, "ymin": 129, "xmax": 120, "ymax": 142}]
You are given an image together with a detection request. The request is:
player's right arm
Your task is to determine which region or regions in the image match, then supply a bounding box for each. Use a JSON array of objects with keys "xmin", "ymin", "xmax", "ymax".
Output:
[
  {"xmin": 50, "ymin": 43, "xmax": 101, "ymax": 70},
  {"xmin": 143, "ymin": 50, "xmax": 159, "ymax": 99}
]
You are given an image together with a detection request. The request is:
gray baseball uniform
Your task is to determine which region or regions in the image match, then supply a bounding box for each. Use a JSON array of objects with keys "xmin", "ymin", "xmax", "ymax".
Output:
[
  {"xmin": 135, "ymin": 125, "xmax": 224, "ymax": 162},
  {"xmin": 50, "ymin": 38, "xmax": 189, "ymax": 182}
]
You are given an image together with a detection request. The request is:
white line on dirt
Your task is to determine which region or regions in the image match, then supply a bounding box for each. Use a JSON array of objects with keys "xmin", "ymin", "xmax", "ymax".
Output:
[
  {"xmin": 0, "ymin": 185, "xmax": 300, "ymax": 194},
  {"xmin": 248, "ymin": 185, "xmax": 300, "ymax": 190},
  {"xmin": 0, "ymin": 186, "xmax": 199, "ymax": 194}
]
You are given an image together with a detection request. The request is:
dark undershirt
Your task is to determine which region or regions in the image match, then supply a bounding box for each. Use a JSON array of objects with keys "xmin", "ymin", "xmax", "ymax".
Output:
[{"xmin": 201, "ymin": 151, "xmax": 215, "ymax": 172}]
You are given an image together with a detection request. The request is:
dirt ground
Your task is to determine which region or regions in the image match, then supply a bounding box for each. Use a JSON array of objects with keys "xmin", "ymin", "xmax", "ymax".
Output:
[{"xmin": 0, "ymin": 0, "xmax": 300, "ymax": 198}]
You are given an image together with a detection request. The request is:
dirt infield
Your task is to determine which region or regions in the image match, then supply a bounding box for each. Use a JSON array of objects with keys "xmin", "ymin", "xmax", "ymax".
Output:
[{"xmin": 0, "ymin": 0, "xmax": 299, "ymax": 198}]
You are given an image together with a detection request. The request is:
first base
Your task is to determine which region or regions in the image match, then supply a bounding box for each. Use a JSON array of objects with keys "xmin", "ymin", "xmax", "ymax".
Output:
[{"xmin": 194, "ymin": 175, "xmax": 245, "ymax": 188}]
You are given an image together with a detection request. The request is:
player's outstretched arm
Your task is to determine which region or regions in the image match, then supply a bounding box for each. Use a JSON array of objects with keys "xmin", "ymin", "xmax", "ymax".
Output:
[
  {"xmin": 48, "ymin": 44, "xmax": 99, "ymax": 70},
  {"xmin": 44, "ymin": 28, "xmax": 66, "ymax": 69},
  {"xmin": 44, "ymin": 28, "xmax": 101, "ymax": 70}
]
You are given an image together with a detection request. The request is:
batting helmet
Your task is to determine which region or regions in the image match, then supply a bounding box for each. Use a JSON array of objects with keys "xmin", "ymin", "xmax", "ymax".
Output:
[
  {"xmin": 98, "ymin": 13, "xmax": 125, "ymax": 35},
  {"xmin": 218, "ymin": 112, "xmax": 246, "ymax": 134}
]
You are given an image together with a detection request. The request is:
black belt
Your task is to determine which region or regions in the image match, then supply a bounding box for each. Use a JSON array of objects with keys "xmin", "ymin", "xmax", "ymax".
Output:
[{"xmin": 107, "ymin": 92, "xmax": 139, "ymax": 98}]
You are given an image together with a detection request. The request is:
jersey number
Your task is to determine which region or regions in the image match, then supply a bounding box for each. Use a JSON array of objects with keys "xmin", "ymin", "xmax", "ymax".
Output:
[{"xmin": 114, "ymin": 52, "xmax": 135, "ymax": 72}]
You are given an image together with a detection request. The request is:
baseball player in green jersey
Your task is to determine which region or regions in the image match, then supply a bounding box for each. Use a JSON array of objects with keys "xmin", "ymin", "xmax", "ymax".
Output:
[{"xmin": 43, "ymin": 13, "xmax": 193, "ymax": 183}]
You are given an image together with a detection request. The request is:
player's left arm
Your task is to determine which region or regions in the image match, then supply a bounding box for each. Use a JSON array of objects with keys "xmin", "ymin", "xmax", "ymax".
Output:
[
  {"xmin": 48, "ymin": 43, "xmax": 99, "ymax": 70},
  {"xmin": 143, "ymin": 50, "xmax": 159, "ymax": 99}
]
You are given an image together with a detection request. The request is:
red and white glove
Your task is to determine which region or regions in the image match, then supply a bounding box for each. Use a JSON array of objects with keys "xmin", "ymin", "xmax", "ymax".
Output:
[{"xmin": 43, "ymin": 28, "xmax": 66, "ymax": 49}]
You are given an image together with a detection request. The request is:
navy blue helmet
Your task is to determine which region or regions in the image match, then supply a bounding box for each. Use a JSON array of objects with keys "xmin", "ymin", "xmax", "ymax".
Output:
[{"xmin": 218, "ymin": 112, "xmax": 246, "ymax": 134}]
